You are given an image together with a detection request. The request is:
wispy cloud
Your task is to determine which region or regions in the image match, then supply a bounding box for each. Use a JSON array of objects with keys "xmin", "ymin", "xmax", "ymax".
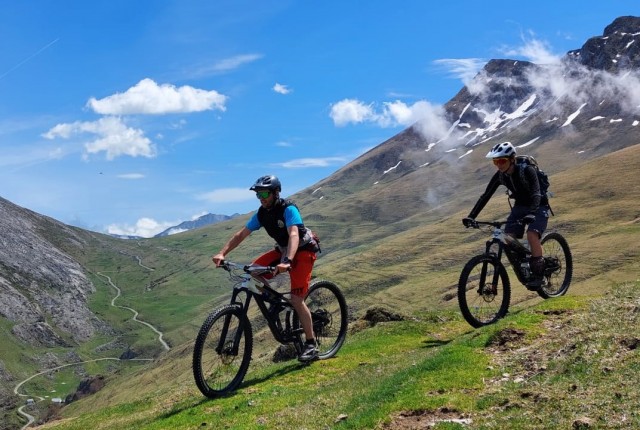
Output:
[
  {"xmin": 212, "ymin": 54, "xmax": 263, "ymax": 72},
  {"xmin": 0, "ymin": 145, "xmax": 66, "ymax": 169},
  {"xmin": 196, "ymin": 187, "xmax": 254, "ymax": 203},
  {"xmin": 276, "ymin": 157, "xmax": 347, "ymax": 168},
  {"xmin": 502, "ymin": 37, "xmax": 561, "ymax": 65},
  {"xmin": 117, "ymin": 173, "xmax": 145, "ymax": 179},
  {"xmin": 433, "ymin": 58, "xmax": 486, "ymax": 84},
  {"xmin": 188, "ymin": 53, "xmax": 264, "ymax": 78},
  {"xmin": 87, "ymin": 78, "xmax": 227, "ymax": 115},
  {"xmin": 0, "ymin": 38, "xmax": 59, "ymax": 81},
  {"xmin": 273, "ymin": 83, "xmax": 292, "ymax": 94}
]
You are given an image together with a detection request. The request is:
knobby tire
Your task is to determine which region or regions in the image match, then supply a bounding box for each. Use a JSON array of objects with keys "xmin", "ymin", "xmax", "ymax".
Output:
[
  {"xmin": 294, "ymin": 279, "xmax": 348, "ymax": 359},
  {"xmin": 458, "ymin": 254, "xmax": 511, "ymax": 328},
  {"xmin": 192, "ymin": 304, "xmax": 253, "ymax": 398},
  {"xmin": 537, "ymin": 232, "xmax": 573, "ymax": 299}
]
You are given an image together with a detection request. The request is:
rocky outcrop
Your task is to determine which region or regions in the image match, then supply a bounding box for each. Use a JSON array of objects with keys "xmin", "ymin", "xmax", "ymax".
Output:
[
  {"xmin": 65, "ymin": 375, "xmax": 106, "ymax": 404},
  {"xmin": 569, "ymin": 16, "xmax": 640, "ymax": 71},
  {"xmin": 0, "ymin": 197, "xmax": 111, "ymax": 344}
]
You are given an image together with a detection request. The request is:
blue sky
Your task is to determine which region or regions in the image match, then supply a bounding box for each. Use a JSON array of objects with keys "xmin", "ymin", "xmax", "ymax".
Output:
[{"xmin": 0, "ymin": 1, "xmax": 635, "ymax": 237}]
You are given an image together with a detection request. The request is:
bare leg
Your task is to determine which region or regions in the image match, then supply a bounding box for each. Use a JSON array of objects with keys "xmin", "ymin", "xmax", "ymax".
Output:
[
  {"xmin": 289, "ymin": 294, "xmax": 314, "ymax": 341},
  {"xmin": 527, "ymin": 230, "xmax": 543, "ymax": 258}
]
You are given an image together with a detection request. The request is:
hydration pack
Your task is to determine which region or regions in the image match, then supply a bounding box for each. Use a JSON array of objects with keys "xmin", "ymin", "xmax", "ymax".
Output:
[
  {"xmin": 258, "ymin": 199, "xmax": 321, "ymax": 253},
  {"xmin": 515, "ymin": 155, "xmax": 550, "ymax": 196}
]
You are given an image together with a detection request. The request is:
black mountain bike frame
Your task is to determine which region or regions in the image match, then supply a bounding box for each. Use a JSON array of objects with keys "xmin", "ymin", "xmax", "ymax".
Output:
[{"xmin": 221, "ymin": 261, "xmax": 304, "ymax": 350}]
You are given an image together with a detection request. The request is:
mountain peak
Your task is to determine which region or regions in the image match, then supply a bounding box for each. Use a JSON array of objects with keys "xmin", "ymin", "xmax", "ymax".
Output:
[
  {"xmin": 604, "ymin": 15, "xmax": 640, "ymax": 36},
  {"xmin": 569, "ymin": 16, "xmax": 640, "ymax": 71}
]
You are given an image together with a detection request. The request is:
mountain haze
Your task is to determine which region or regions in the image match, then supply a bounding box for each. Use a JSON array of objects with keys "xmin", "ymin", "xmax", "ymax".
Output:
[
  {"xmin": 154, "ymin": 213, "xmax": 239, "ymax": 237},
  {"xmin": 1, "ymin": 16, "xmax": 640, "ymax": 429}
]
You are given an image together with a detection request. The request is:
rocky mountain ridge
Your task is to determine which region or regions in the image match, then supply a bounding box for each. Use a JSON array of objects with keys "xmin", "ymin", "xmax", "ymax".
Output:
[
  {"xmin": 0, "ymin": 197, "xmax": 112, "ymax": 346},
  {"xmin": 296, "ymin": 16, "xmax": 640, "ymax": 229}
]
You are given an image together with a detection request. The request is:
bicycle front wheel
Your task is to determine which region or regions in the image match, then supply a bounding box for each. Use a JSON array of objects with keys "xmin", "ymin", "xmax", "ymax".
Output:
[
  {"xmin": 458, "ymin": 255, "xmax": 511, "ymax": 328},
  {"xmin": 538, "ymin": 232, "xmax": 573, "ymax": 299},
  {"xmin": 192, "ymin": 304, "xmax": 253, "ymax": 398},
  {"xmin": 297, "ymin": 279, "xmax": 348, "ymax": 359}
]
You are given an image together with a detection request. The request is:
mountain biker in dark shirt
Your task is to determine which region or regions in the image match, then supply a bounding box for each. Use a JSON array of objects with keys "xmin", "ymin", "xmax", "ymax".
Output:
[
  {"xmin": 462, "ymin": 142, "xmax": 551, "ymax": 289},
  {"xmin": 212, "ymin": 175, "xmax": 320, "ymax": 361}
]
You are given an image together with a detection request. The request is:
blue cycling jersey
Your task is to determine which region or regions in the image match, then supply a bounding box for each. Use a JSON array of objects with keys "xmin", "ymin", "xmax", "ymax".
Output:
[{"xmin": 246, "ymin": 205, "xmax": 303, "ymax": 231}]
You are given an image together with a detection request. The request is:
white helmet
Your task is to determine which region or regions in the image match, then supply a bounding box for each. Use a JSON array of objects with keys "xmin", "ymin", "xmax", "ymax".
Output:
[{"xmin": 486, "ymin": 142, "xmax": 516, "ymax": 158}]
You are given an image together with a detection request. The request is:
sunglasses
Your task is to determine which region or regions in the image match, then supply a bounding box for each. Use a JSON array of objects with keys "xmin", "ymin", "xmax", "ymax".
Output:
[
  {"xmin": 255, "ymin": 190, "xmax": 271, "ymax": 199},
  {"xmin": 492, "ymin": 157, "xmax": 510, "ymax": 167}
]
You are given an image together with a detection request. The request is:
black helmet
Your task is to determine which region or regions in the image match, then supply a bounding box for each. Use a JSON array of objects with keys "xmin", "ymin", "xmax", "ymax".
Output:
[{"xmin": 249, "ymin": 175, "xmax": 281, "ymax": 192}]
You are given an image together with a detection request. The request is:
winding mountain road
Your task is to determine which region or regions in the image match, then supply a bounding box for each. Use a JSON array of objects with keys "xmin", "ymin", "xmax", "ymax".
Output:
[
  {"xmin": 97, "ymin": 272, "xmax": 170, "ymax": 351},
  {"xmin": 15, "ymin": 358, "xmax": 153, "ymax": 429},
  {"xmin": 14, "ymin": 255, "xmax": 168, "ymax": 428}
]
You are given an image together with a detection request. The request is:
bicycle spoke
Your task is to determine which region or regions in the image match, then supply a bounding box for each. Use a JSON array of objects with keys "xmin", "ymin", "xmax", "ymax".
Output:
[
  {"xmin": 193, "ymin": 305, "xmax": 252, "ymax": 398},
  {"xmin": 458, "ymin": 255, "xmax": 510, "ymax": 328},
  {"xmin": 305, "ymin": 280, "xmax": 348, "ymax": 359},
  {"xmin": 538, "ymin": 232, "xmax": 573, "ymax": 299}
]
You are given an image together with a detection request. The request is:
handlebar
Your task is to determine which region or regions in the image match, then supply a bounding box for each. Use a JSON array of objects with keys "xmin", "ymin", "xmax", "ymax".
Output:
[
  {"xmin": 465, "ymin": 220, "xmax": 506, "ymax": 229},
  {"xmin": 464, "ymin": 218, "xmax": 533, "ymax": 230},
  {"xmin": 218, "ymin": 260, "xmax": 277, "ymax": 274}
]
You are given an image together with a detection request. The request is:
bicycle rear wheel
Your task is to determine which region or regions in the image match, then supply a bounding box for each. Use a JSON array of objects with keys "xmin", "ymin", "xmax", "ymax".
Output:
[
  {"xmin": 295, "ymin": 279, "xmax": 348, "ymax": 359},
  {"xmin": 538, "ymin": 232, "xmax": 573, "ymax": 299},
  {"xmin": 458, "ymin": 254, "xmax": 511, "ymax": 328},
  {"xmin": 192, "ymin": 304, "xmax": 253, "ymax": 398}
]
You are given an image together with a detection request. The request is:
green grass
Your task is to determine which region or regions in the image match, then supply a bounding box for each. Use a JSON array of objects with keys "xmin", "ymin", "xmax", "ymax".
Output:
[{"xmin": 33, "ymin": 281, "xmax": 640, "ymax": 430}]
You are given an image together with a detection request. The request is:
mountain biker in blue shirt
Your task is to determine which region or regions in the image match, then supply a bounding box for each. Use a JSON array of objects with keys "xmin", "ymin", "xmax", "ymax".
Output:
[
  {"xmin": 462, "ymin": 142, "xmax": 551, "ymax": 289},
  {"xmin": 212, "ymin": 175, "xmax": 320, "ymax": 361}
]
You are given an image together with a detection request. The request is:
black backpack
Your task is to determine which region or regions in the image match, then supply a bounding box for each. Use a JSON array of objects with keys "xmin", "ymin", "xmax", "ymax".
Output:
[
  {"xmin": 257, "ymin": 199, "xmax": 321, "ymax": 252},
  {"xmin": 515, "ymin": 155, "xmax": 550, "ymax": 196},
  {"xmin": 514, "ymin": 155, "xmax": 554, "ymax": 215}
]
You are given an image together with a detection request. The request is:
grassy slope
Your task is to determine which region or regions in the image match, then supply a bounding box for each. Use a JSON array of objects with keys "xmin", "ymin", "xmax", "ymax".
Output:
[{"xmin": 23, "ymin": 143, "xmax": 640, "ymax": 429}]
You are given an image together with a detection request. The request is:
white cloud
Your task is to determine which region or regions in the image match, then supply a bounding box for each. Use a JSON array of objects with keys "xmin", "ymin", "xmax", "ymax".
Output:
[
  {"xmin": 433, "ymin": 58, "xmax": 486, "ymax": 84},
  {"xmin": 190, "ymin": 211, "xmax": 208, "ymax": 220},
  {"xmin": 382, "ymin": 100, "xmax": 441, "ymax": 127},
  {"xmin": 197, "ymin": 187, "xmax": 254, "ymax": 203},
  {"xmin": 43, "ymin": 116, "xmax": 156, "ymax": 160},
  {"xmin": 329, "ymin": 99, "xmax": 375, "ymax": 126},
  {"xmin": 329, "ymin": 98, "xmax": 444, "ymax": 128},
  {"xmin": 276, "ymin": 157, "xmax": 346, "ymax": 168},
  {"xmin": 107, "ymin": 217, "xmax": 176, "ymax": 238},
  {"xmin": 276, "ymin": 140, "xmax": 292, "ymax": 147},
  {"xmin": 117, "ymin": 173, "xmax": 145, "ymax": 179},
  {"xmin": 210, "ymin": 54, "xmax": 263, "ymax": 73},
  {"xmin": 86, "ymin": 78, "xmax": 228, "ymax": 115},
  {"xmin": 273, "ymin": 83, "xmax": 292, "ymax": 94},
  {"xmin": 503, "ymin": 38, "xmax": 561, "ymax": 65}
]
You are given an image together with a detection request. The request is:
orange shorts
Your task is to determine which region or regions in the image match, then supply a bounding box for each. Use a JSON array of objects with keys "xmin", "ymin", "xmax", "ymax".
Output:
[{"xmin": 253, "ymin": 249, "xmax": 317, "ymax": 297}]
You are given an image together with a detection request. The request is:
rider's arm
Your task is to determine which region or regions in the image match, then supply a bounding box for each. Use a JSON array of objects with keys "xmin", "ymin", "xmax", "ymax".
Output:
[
  {"xmin": 274, "ymin": 224, "xmax": 299, "ymax": 273},
  {"xmin": 212, "ymin": 227, "xmax": 252, "ymax": 265},
  {"xmin": 285, "ymin": 225, "xmax": 300, "ymax": 261},
  {"xmin": 283, "ymin": 205, "xmax": 303, "ymax": 260},
  {"xmin": 468, "ymin": 172, "xmax": 501, "ymax": 218},
  {"xmin": 275, "ymin": 206, "xmax": 303, "ymax": 272}
]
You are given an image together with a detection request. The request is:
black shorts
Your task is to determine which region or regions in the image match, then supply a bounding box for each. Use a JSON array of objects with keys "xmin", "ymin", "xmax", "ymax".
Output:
[{"xmin": 505, "ymin": 205, "xmax": 550, "ymax": 238}]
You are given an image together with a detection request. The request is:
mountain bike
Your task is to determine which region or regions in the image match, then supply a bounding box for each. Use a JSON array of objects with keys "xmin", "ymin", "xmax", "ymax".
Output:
[
  {"xmin": 458, "ymin": 220, "xmax": 573, "ymax": 328},
  {"xmin": 192, "ymin": 260, "xmax": 348, "ymax": 398}
]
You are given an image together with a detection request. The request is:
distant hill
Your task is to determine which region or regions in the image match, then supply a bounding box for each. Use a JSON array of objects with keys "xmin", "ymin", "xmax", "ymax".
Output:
[{"xmin": 153, "ymin": 213, "xmax": 239, "ymax": 237}]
